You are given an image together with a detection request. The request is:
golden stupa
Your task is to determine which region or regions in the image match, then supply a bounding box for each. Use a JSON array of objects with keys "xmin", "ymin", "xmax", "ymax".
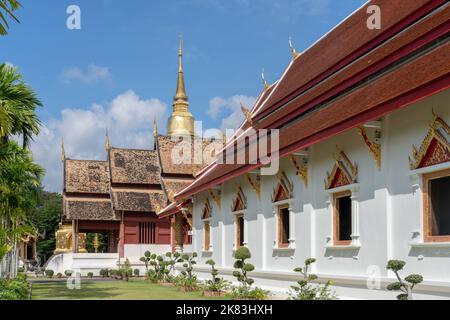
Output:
[{"xmin": 167, "ymin": 35, "xmax": 195, "ymax": 137}]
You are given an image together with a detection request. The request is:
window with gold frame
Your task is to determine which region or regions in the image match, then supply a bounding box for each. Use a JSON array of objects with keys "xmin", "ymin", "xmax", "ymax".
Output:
[{"xmin": 422, "ymin": 169, "xmax": 450, "ymax": 242}]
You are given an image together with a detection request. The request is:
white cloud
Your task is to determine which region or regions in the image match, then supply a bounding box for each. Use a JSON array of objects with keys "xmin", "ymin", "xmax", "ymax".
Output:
[
  {"xmin": 60, "ymin": 64, "xmax": 112, "ymax": 84},
  {"xmin": 31, "ymin": 90, "xmax": 168, "ymax": 192},
  {"xmin": 208, "ymin": 95, "xmax": 256, "ymax": 131}
]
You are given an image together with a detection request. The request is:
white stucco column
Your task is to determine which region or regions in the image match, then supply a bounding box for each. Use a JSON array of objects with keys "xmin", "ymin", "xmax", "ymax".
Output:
[{"xmin": 350, "ymin": 188, "xmax": 361, "ymax": 247}]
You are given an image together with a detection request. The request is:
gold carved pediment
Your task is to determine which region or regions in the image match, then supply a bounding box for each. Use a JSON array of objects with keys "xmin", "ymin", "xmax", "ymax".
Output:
[
  {"xmin": 325, "ymin": 147, "xmax": 357, "ymax": 190},
  {"xmin": 409, "ymin": 112, "xmax": 450, "ymax": 170}
]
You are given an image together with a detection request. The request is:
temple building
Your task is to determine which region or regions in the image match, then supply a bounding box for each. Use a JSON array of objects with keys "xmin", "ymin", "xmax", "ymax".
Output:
[
  {"xmin": 48, "ymin": 37, "xmax": 218, "ymax": 273},
  {"xmin": 160, "ymin": 1, "xmax": 450, "ymax": 299}
]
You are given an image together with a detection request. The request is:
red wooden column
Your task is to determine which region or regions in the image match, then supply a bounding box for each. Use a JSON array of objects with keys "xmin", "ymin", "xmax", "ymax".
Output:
[
  {"xmin": 170, "ymin": 216, "xmax": 176, "ymax": 253},
  {"xmin": 119, "ymin": 211, "xmax": 125, "ymax": 258}
]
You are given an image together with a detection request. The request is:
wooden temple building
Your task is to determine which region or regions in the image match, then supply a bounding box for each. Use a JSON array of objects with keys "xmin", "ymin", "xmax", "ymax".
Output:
[{"xmin": 53, "ymin": 37, "xmax": 216, "ymax": 263}]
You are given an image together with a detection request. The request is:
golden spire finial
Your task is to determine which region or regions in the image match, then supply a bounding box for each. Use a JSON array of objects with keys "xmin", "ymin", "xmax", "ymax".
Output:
[
  {"xmin": 61, "ymin": 138, "xmax": 65, "ymax": 162},
  {"xmin": 174, "ymin": 33, "xmax": 187, "ymax": 101},
  {"xmin": 105, "ymin": 128, "xmax": 110, "ymax": 150},
  {"xmin": 240, "ymin": 102, "xmax": 253, "ymax": 126},
  {"xmin": 167, "ymin": 34, "xmax": 195, "ymax": 137},
  {"xmin": 289, "ymin": 35, "xmax": 299, "ymax": 60},
  {"xmin": 261, "ymin": 69, "xmax": 270, "ymax": 90}
]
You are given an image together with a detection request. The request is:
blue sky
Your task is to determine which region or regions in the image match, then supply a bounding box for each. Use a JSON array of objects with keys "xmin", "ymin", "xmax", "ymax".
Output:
[{"xmin": 1, "ymin": 0, "xmax": 366, "ymax": 191}]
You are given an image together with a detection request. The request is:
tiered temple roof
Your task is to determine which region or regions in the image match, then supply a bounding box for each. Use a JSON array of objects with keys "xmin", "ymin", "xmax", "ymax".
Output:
[{"xmin": 62, "ymin": 133, "xmax": 221, "ymax": 221}]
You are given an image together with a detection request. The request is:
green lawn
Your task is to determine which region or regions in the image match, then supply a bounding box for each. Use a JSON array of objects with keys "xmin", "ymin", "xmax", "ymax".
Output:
[{"xmin": 31, "ymin": 279, "xmax": 229, "ymax": 300}]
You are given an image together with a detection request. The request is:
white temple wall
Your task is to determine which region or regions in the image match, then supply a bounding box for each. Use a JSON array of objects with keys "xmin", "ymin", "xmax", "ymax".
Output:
[{"xmin": 190, "ymin": 89, "xmax": 450, "ymax": 299}]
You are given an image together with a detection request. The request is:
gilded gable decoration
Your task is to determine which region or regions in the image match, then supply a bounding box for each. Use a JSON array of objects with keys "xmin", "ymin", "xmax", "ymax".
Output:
[
  {"xmin": 208, "ymin": 189, "xmax": 221, "ymax": 209},
  {"xmin": 231, "ymin": 186, "xmax": 247, "ymax": 212},
  {"xmin": 290, "ymin": 155, "xmax": 308, "ymax": 187},
  {"xmin": 245, "ymin": 173, "xmax": 261, "ymax": 198},
  {"xmin": 202, "ymin": 198, "xmax": 212, "ymax": 220},
  {"xmin": 409, "ymin": 111, "xmax": 450, "ymax": 170},
  {"xmin": 325, "ymin": 146, "xmax": 358, "ymax": 190},
  {"xmin": 357, "ymin": 126, "xmax": 381, "ymax": 169},
  {"xmin": 272, "ymin": 171, "xmax": 294, "ymax": 202}
]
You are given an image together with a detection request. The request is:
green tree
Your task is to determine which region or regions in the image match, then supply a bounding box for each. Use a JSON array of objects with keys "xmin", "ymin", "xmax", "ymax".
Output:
[
  {"xmin": 30, "ymin": 191, "xmax": 61, "ymax": 262},
  {"xmin": 386, "ymin": 260, "xmax": 423, "ymax": 300},
  {"xmin": 0, "ymin": 63, "xmax": 42, "ymax": 147},
  {"xmin": 0, "ymin": 140, "xmax": 43, "ymax": 276},
  {"xmin": 0, "ymin": 0, "xmax": 21, "ymax": 35}
]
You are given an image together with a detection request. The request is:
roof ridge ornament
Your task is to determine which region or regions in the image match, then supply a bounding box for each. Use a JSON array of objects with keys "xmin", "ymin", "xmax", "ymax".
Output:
[
  {"xmin": 289, "ymin": 35, "xmax": 299, "ymax": 60},
  {"xmin": 61, "ymin": 138, "xmax": 65, "ymax": 162},
  {"xmin": 261, "ymin": 69, "xmax": 270, "ymax": 91},
  {"xmin": 153, "ymin": 118, "xmax": 158, "ymax": 138},
  {"xmin": 105, "ymin": 128, "xmax": 111, "ymax": 150},
  {"xmin": 240, "ymin": 102, "xmax": 253, "ymax": 126}
]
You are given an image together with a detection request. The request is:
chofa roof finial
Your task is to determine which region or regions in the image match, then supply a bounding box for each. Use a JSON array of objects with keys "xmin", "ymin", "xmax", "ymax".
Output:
[
  {"xmin": 61, "ymin": 138, "xmax": 65, "ymax": 162},
  {"xmin": 289, "ymin": 35, "xmax": 299, "ymax": 60},
  {"xmin": 261, "ymin": 68, "xmax": 270, "ymax": 90},
  {"xmin": 105, "ymin": 128, "xmax": 111, "ymax": 150}
]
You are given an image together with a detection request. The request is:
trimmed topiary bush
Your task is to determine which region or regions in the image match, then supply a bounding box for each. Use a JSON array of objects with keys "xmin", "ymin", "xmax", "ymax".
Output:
[
  {"xmin": 386, "ymin": 260, "xmax": 423, "ymax": 300},
  {"xmin": 56, "ymin": 273, "xmax": 63, "ymax": 279},
  {"xmin": 45, "ymin": 269, "xmax": 54, "ymax": 278},
  {"xmin": 140, "ymin": 251, "xmax": 151, "ymax": 272},
  {"xmin": 133, "ymin": 269, "xmax": 140, "ymax": 277},
  {"xmin": 203, "ymin": 259, "xmax": 229, "ymax": 295},
  {"xmin": 87, "ymin": 272, "xmax": 94, "ymax": 279},
  {"xmin": 230, "ymin": 247, "xmax": 269, "ymax": 300},
  {"xmin": 289, "ymin": 258, "xmax": 337, "ymax": 300},
  {"xmin": 64, "ymin": 270, "xmax": 73, "ymax": 277},
  {"xmin": 176, "ymin": 252, "xmax": 199, "ymax": 291}
]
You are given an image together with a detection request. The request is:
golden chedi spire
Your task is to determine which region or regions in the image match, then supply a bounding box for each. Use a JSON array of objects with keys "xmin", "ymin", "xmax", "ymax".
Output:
[{"xmin": 167, "ymin": 34, "xmax": 195, "ymax": 137}]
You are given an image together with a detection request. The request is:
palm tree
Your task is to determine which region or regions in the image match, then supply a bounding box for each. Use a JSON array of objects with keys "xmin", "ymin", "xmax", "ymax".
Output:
[
  {"xmin": 0, "ymin": 0, "xmax": 21, "ymax": 35},
  {"xmin": 0, "ymin": 63, "xmax": 42, "ymax": 148},
  {"xmin": 0, "ymin": 140, "xmax": 43, "ymax": 277}
]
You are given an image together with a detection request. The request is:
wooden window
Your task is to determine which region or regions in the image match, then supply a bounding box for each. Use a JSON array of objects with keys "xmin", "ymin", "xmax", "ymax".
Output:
[
  {"xmin": 204, "ymin": 221, "xmax": 210, "ymax": 251},
  {"xmin": 278, "ymin": 205, "xmax": 290, "ymax": 248},
  {"xmin": 236, "ymin": 214, "xmax": 245, "ymax": 248},
  {"xmin": 139, "ymin": 222, "xmax": 156, "ymax": 244},
  {"xmin": 333, "ymin": 191, "xmax": 352, "ymax": 245},
  {"xmin": 423, "ymin": 169, "xmax": 450, "ymax": 242}
]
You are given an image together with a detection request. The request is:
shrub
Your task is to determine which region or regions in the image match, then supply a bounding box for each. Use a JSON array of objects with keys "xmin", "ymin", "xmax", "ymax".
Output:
[
  {"xmin": 45, "ymin": 269, "xmax": 54, "ymax": 278},
  {"xmin": 177, "ymin": 252, "xmax": 199, "ymax": 291},
  {"xmin": 140, "ymin": 251, "xmax": 151, "ymax": 272},
  {"xmin": 0, "ymin": 276, "xmax": 29, "ymax": 300},
  {"xmin": 386, "ymin": 260, "xmax": 423, "ymax": 300},
  {"xmin": 203, "ymin": 259, "xmax": 229, "ymax": 292},
  {"xmin": 64, "ymin": 270, "xmax": 73, "ymax": 277},
  {"xmin": 117, "ymin": 259, "xmax": 133, "ymax": 281},
  {"xmin": 56, "ymin": 273, "xmax": 63, "ymax": 279},
  {"xmin": 17, "ymin": 267, "xmax": 25, "ymax": 273},
  {"xmin": 146, "ymin": 269, "xmax": 159, "ymax": 283},
  {"xmin": 288, "ymin": 258, "xmax": 337, "ymax": 300},
  {"xmin": 133, "ymin": 269, "xmax": 140, "ymax": 277},
  {"xmin": 230, "ymin": 247, "xmax": 268, "ymax": 300},
  {"xmin": 87, "ymin": 272, "xmax": 94, "ymax": 279},
  {"xmin": 99, "ymin": 269, "xmax": 109, "ymax": 278}
]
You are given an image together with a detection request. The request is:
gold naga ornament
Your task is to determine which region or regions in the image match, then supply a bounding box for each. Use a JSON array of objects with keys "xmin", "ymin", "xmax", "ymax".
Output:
[
  {"xmin": 208, "ymin": 189, "xmax": 221, "ymax": 209},
  {"xmin": 357, "ymin": 126, "xmax": 381, "ymax": 169},
  {"xmin": 290, "ymin": 154, "xmax": 308, "ymax": 187},
  {"xmin": 245, "ymin": 173, "xmax": 261, "ymax": 198}
]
